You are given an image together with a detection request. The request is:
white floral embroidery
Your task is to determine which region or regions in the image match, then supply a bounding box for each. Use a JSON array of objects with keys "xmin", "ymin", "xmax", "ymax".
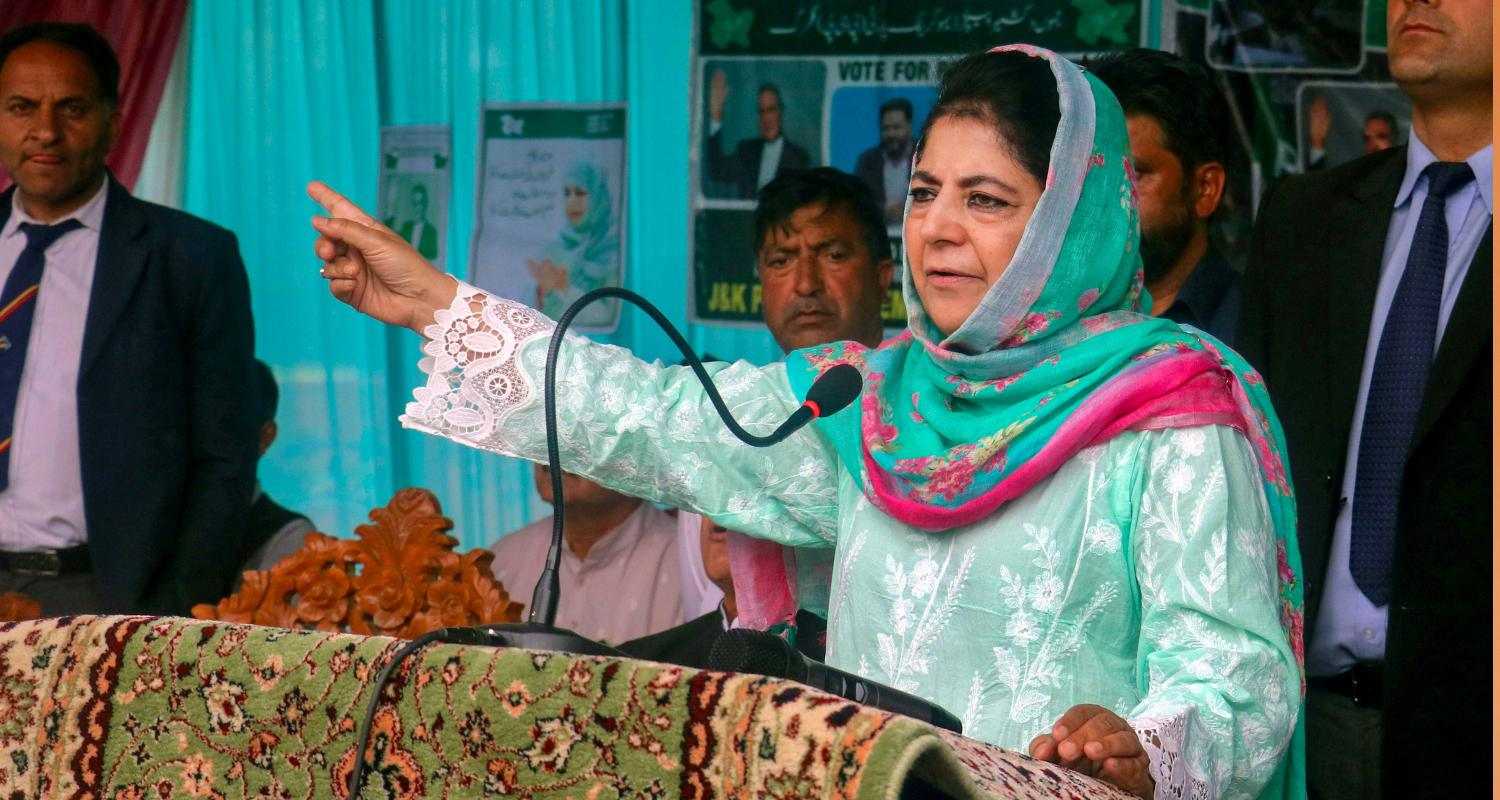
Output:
[
  {"xmin": 1173, "ymin": 428, "xmax": 1207, "ymax": 458},
  {"xmin": 1086, "ymin": 519, "xmax": 1121, "ymax": 554},
  {"xmin": 1165, "ymin": 462, "xmax": 1196, "ymax": 495}
]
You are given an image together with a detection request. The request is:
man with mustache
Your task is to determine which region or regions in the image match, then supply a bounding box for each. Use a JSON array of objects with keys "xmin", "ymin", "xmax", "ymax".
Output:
[
  {"xmin": 622, "ymin": 169, "xmax": 892, "ymax": 666},
  {"xmin": 1239, "ymin": 0, "xmax": 1492, "ymax": 796},
  {"xmin": 753, "ymin": 167, "xmax": 892, "ymax": 354},
  {"xmin": 1090, "ymin": 48, "xmax": 1240, "ymax": 344},
  {"xmin": 0, "ymin": 23, "xmax": 256, "ymax": 614}
]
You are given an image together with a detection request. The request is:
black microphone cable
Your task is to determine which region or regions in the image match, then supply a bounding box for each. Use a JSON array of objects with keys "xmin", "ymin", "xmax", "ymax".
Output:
[
  {"xmin": 345, "ymin": 626, "xmax": 508, "ymax": 797},
  {"xmin": 346, "ymin": 286, "xmax": 861, "ymax": 799},
  {"xmin": 532, "ymin": 286, "xmax": 860, "ymax": 625}
]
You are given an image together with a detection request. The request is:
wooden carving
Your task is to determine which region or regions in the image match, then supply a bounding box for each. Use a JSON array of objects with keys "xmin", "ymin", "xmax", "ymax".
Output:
[
  {"xmin": 193, "ymin": 488, "xmax": 524, "ymax": 638},
  {"xmin": 0, "ymin": 591, "xmax": 40, "ymax": 622}
]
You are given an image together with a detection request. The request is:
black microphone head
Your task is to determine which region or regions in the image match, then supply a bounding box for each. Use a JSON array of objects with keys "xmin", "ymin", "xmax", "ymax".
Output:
[
  {"xmin": 804, "ymin": 364, "xmax": 862, "ymax": 418},
  {"xmin": 707, "ymin": 629, "xmax": 800, "ymax": 678}
]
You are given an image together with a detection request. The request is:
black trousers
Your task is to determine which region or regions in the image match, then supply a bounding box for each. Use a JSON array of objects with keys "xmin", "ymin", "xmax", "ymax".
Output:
[
  {"xmin": 1306, "ymin": 687, "xmax": 1383, "ymax": 800},
  {"xmin": 0, "ymin": 569, "xmax": 106, "ymax": 616}
]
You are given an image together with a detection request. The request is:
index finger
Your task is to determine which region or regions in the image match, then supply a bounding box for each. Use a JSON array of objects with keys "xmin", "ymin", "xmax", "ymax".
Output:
[
  {"xmin": 307, "ymin": 181, "xmax": 383, "ymax": 229},
  {"xmin": 311, "ymin": 214, "xmax": 399, "ymax": 253}
]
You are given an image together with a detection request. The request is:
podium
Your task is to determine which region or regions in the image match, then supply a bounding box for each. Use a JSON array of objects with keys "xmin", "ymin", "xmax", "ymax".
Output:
[{"xmin": 0, "ymin": 616, "xmax": 1129, "ymax": 799}]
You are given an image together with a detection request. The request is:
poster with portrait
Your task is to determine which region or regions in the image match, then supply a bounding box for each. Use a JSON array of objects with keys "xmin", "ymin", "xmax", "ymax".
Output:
[
  {"xmin": 378, "ymin": 126, "xmax": 452, "ymax": 270},
  {"xmin": 690, "ymin": 0, "xmax": 1147, "ymax": 326},
  {"xmin": 469, "ymin": 104, "xmax": 627, "ymax": 333},
  {"xmin": 1296, "ymin": 81, "xmax": 1410, "ymax": 172},
  {"xmin": 1162, "ymin": 0, "xmax": 1395, "ymax": 261},
  {"xmin": 1206, "ymin": 0, "xmax": 1368, "ymax": 74}
]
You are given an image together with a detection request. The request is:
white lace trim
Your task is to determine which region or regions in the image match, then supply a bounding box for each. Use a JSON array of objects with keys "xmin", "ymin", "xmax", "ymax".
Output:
[
  {"xmin": 1131, "ymin": 711, "xmax": 1214, "ymax": 800},
  {"xmin": 401, "ymin": 280, "xmax": 554, "ymax": 442}
]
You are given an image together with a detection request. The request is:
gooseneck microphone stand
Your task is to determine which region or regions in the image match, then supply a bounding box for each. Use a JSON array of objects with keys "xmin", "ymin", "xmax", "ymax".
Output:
[{"xmin": 347, "ymin": 286, "xmax": 860, "ymax": 798}]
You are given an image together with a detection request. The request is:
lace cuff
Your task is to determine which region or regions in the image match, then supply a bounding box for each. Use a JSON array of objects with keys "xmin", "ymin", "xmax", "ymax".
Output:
[
  {"xmin": 1130, "ymin": 711, "xmax": 1212, "ymax": 800},
  {"xmin": 401, "ymin": 279, "xmax": 555, "ymax": 445}
]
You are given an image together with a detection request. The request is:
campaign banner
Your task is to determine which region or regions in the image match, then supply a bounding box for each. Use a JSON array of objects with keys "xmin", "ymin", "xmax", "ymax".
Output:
[
  {"xmin": 378, "ymin": 126, "xmax": 452, "ymax": 270},
  {"xmin": 689, "ymin": 0, "xmax": 1396, "ymax": 325},
  {"xmin": 689, "ymin": 0, "xmax": 1146, "ymax": 325},
  {"xmin": 469, "ymin": 104, "xmax": 628, "ymax": 333}
]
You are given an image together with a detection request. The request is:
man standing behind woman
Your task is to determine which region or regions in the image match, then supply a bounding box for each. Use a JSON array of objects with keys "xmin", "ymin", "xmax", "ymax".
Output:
[
  {"xmin": 1090, "ymin": 49, "xmax": 1242, "ymax": 344},
  {"xmin": 1239, "ymin": 1, "xmax": 1491, "ymax": 797}
]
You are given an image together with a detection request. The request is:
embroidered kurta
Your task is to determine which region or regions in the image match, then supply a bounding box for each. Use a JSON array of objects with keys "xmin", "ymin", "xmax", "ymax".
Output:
[{"xmin": 402, "ymin": 283, "xmax": 1298, "ymax": 799}]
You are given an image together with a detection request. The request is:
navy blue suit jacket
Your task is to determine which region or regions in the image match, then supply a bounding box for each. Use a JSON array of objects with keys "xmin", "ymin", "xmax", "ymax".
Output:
[{"xmin": 0, "ymin": 177, "xmax": 258, "ymax": 614}]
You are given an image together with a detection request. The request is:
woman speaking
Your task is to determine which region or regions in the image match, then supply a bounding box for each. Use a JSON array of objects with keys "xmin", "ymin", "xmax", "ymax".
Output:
[{"xmin": 310, "ymin": 46, "xmax": 1304, "ymax": 800}]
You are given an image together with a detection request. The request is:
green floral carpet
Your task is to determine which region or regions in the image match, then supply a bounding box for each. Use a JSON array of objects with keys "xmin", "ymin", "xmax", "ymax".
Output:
[{"xmin": 0, "ymin": 616, "xmax": 1125, "ymax": 799}]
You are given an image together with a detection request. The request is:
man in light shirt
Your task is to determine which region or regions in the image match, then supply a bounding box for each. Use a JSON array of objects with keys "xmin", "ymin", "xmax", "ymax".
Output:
[
  {"xmin": 488, "ymin": 464, "xmax": 682, "ymax": 644},
  {"xmin": 0, "ymin": 23, "xmax": 256, "ymax": 615}
]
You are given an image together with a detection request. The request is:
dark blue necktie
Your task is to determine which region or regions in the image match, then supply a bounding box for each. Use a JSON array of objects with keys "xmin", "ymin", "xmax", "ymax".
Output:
[
  {"xmin": 0, "ymin": 219, "xmax": 84, "ymax": 491},
  {"xmin": 1350, "ymin": 161, "xmax": 1474, "ymax": 606}
]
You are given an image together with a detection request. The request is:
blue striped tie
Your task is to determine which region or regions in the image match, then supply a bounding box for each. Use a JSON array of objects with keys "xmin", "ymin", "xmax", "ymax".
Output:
[
  {"xmin": 0, "ymin": 219, "xmax": 84, "ymax": 491},
  {"xmin": 1350, "ymin": 161, "xmax": 1474, "ymax": 606}
]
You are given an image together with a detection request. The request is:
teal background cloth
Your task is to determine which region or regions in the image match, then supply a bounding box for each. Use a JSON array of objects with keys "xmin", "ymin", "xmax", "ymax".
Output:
[{"xmin": 180, "ymin": 0, "xmax": 788, "ymax": 546}]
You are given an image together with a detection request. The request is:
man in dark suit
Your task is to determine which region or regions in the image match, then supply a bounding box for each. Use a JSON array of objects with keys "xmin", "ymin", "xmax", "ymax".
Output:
[
  {"xmin": 0, "ymin": 23, "xmax": 257, "ymax": 615},
  {"xmin": 854, "ymin": 97, "xmax": 914, "ymax": 226},
  {"xmin": 397, "ymin": 183, "xmax": 438, "ymax": 260},
  {"xmin": 1238, "ymin": 1, "xmax": 1491, "ymax": 797},
  {"xmin": 704, "ymin": 71, "xmax": 811, "ymax": 199}
]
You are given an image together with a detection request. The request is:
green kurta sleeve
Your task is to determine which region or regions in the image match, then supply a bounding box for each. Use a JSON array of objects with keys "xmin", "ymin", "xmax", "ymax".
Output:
[
  {"xmin": 1121, "ymin": 426, "xmax": 1299, "ymax": 799},
  {"xmin": 400, "ymin": 280, "xmax": 840, "ymax": 548}
]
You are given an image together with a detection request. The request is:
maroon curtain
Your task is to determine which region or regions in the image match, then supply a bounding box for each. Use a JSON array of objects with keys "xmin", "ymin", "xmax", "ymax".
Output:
[{"xmin": 0, "ymin": 0, "xmax": 188, "ymax": 190}]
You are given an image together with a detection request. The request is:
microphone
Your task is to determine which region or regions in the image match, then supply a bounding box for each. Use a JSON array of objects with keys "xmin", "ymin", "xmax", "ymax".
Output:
[
  {"xmin": 529, "ymin": 288, "xmax": 863, "ymax": 628},
  {"xmin": 708, "ymin": 629, "xmax": 963, "ymax": 733}
]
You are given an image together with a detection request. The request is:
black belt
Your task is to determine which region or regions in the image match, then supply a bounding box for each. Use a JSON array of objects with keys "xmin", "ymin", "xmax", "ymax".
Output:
[
  {"xmin": 0, "ymin": 544, "xmax": 92, "ymax": 577},
  {"xmin": 1309, "ymin": 661, "xmax": 1384, "ymax": 708}
]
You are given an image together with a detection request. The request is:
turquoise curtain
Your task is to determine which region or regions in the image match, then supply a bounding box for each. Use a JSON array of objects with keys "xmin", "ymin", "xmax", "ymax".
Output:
[
  {"xmin": 183, "ymin": 1, "xmax": 393, "ymax": 540},
  {"xmin": 183, "ymin": 0, "xmax": 783, "ymax": 548}
]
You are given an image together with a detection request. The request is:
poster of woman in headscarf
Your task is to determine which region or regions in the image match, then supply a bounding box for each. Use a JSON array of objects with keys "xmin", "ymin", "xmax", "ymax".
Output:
[{"xmin": 470, "ymin": 104, "xmax": 627, "ymax": 333}]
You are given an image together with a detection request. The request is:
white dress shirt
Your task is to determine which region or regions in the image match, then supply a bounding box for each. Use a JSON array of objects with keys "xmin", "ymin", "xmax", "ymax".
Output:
[
  {"xmin": 756, "ymin": 136, "xmax": 785, "ymax": 191},
  {"xmin": 0, "ymin": 181, "xmax": 108, "ymax": 552},
  {"xmin": 883, "ymin": 152, "xmax": 909, "ymax": 209}
]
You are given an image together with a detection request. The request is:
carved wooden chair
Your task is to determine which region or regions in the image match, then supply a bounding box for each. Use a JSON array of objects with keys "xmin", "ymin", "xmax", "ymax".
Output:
[
  {"xmin": 0, "ymin": 591, "xmax": 41, "ymax": 622},
  {"xmin": 193, "ymin": 488, "xmax": 523, "ymax": 638}
]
